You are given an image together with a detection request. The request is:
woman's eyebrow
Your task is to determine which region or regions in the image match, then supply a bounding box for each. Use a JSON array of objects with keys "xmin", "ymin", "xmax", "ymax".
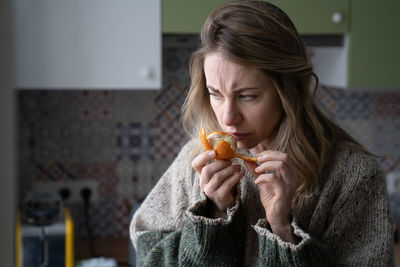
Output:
[
  {"xmin": 233, "ymin": 87, "xmax": 259, "ymax": 94},
  {"xmin": 206, "ymin": 85, "xmax": 259, "ymax": 94},
  {"xmin": 206, "ymin": 85, "xmax": 219, "ymax": 92}
]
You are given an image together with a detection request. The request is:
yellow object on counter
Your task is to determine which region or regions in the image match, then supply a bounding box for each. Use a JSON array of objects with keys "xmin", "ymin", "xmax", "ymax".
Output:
[{"xmin": 64, "ymin": 208, "xmax": 74, "ymax": 267}]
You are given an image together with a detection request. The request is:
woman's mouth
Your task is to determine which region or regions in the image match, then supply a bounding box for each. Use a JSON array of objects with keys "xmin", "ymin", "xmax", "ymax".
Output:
[{"xmin": 229, "ymin": 132, "xmax": 250, "ymax": 141}]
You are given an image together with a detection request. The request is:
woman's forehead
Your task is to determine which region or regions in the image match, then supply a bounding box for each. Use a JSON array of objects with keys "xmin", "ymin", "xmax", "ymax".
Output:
[{"xmin": 204, "ymin": 53, "xmax": 271, "ymax": 91}]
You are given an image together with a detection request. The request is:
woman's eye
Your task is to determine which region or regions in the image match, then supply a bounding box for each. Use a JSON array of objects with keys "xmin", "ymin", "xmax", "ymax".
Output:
[
  {"xmin": 209, "ymin": 91, "xmax": 222, "ymax": 99},
  {"xmin": 239, "ymin": 95, "xmax": 256, "ymax": 101}
]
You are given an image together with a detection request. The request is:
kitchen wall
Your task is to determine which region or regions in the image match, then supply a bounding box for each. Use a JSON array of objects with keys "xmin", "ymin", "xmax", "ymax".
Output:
[
  {"xmin": 17, "ymin": 35, "xmax": 400, "ymax": 238},
  {"xmin": 1, "ymin": 0, "xmax": 16, "ymax": 266}
]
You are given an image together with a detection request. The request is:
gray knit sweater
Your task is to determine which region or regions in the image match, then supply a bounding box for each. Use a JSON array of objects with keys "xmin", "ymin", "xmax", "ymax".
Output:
[{"xmin": 130, "ymin": 141, "xmax": 395, "ymax": 266}]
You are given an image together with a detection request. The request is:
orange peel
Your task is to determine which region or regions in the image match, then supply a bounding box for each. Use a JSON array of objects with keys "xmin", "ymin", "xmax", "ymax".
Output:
[{"xmin": 200, "ymin": 128, "xmax": 257, "ymax": 161}]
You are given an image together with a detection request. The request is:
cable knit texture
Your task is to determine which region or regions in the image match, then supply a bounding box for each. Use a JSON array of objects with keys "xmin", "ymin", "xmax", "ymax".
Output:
[{"xmin": 130, "ymin": 141, "xmax": 395, "ymax": 266}]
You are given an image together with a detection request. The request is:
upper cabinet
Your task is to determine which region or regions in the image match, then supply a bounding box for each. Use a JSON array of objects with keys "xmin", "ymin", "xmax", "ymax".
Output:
[
  {"xmin": 163, "ymin": 0, "xmax": 229, "ymax": 34},
  {"xmin": 163, "ymin": 0, "xmax": 400, "ymax": 89},
  {"xmin": 262, "ymin": 0, "xmax": 349, "ymax": 34},
  {"xmin": 13, "ymin": 0, "xmax": 161, "ymax": 89},
  {"xmin": 347, "ymin": 0, "xmax": 400, "ymax": 88},
  {"xmin": 163, "ymin": 0, "xmax": 349, "ymax": 34}
]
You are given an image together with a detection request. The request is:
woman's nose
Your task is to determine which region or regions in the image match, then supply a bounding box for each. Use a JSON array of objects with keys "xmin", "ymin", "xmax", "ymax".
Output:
[{"xmin": 221, "ymin": 102, "xmax": 242, "ymax": 126}]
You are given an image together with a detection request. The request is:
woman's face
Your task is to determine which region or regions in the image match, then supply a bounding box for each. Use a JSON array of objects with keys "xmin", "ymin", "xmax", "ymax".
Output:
[{"xmin": 204, "ymin": 53, "xmax": 283, "ymax": 153}]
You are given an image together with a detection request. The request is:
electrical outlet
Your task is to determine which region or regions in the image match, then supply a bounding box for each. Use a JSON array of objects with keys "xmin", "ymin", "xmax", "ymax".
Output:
[{"xmin": 32, "ymin": 180, "xmax": 99, "ymax": 203}]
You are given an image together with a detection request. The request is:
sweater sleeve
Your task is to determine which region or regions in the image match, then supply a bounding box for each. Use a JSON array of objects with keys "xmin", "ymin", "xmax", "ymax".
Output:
[
  {"xmin": 253, "ymin": 219, "xmax": 330, "ymax": 266},
  {"xmin": 130, "ymin": 142, "xmax": 245, "ymax": 266},
  {"xmin": 253, "ymin": 150, "xmax": 395, "ymax": 266},
  {"xmin": 135, "ymin": 197, "xmax": 245, "ymax": 266}
]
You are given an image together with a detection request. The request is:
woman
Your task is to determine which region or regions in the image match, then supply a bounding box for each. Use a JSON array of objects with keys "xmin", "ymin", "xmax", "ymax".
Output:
[{"xmin": 130, "ymin": 1, "xmax": 394, "ymax": 266}]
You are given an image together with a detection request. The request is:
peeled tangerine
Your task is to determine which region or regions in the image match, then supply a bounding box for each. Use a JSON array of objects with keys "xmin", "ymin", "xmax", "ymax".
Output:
[{"xmin": 200, "ymin": 128, "xmax": 257, "ymax": 161}]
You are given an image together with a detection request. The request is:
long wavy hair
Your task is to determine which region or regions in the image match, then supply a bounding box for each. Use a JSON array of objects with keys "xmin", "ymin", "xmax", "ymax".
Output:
[{"xmin": 181, "ymin": 1, "xmax": 363, "ymax": 207}]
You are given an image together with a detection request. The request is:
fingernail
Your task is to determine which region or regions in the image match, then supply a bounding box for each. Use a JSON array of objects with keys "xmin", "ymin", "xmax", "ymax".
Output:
[
  {"xmin": 256, "ymin": 154, "xmax": 265, "ymax": 161},
  {"xmin": 255, "ymin": 166, "xmax": 261, "ymax": 172},
  {"xmin": 208, "ymin": 150, "xmax": 215, "ymax": 157}
]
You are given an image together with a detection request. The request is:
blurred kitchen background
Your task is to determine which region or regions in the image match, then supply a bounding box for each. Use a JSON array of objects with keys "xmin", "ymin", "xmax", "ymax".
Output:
[{"xmin": 1, "ymin": 0, "xmax": 400, "ymax": 267}]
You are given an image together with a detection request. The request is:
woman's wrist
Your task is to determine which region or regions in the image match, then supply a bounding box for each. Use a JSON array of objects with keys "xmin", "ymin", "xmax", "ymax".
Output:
[
  {"xmin": 209, "ymin": 207, "xmax": 227, "ymax": 219},
  {"xmin": 270, "ymin": 223, "xmax": 298, "ymax": 244},
  {"xmin": 206, "ymin": 198, "xmax": 227, "ymax": 219}
]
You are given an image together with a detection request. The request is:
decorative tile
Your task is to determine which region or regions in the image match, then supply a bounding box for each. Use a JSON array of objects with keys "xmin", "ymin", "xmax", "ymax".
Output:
[
  {"xmin": 71, "ymin": 199, "xmax": 118, "ymax": 238},
  {"xmin": 377, "ymin": 155, "xmax": 400, "ymax": 174},
  {"xmin": 33, "ymin": 124, "xmax": 75, "ymax": 162},
  {"xmin": 77, "ymin": 162, "xmax": 117, "ymax": 199},
  {"xmin": 114, "ymin": 90, "xmax": 158, "ymax": 123},
  {"xmin": 156, "ymin": 44, "xmax": 192, "ymax": 124},
  {"xmin": 153, "ymin": 120, "xmax": 187, "ymax": 160},
  {"xmin": 337, "ymin": 119, "xmax": 374, "ymax": 153},
  {"xmin": 164, "ymin": 54, "xmax": 181, "ymax": 72},
  {"xmin": 114, "ymin": 198, "xmax": 135, "ymax": 237},
  {"xmin": 91, "ymin": 199, "xmax": 118, "ymax": 237},
  {"xmin": 154, "ymin": 83, "xmax": 186, "ymax": 122},
  {"xmin": 314, "ymin": 85, "xmax": 338, "ymax": 119},
  {"xmin": 19, "ymin": 91, "xmax": 78, "ymax": 123},
  {"xmin": 29, "ymin": 121, "xmax": 114, "ymax": 162},
  {"xmin": 116, "ymin": 158, "xmax": 135, "ymax": 198},
  {"xmin": 75, "ymin": 122, "xmax": 115, "ymax": 162},
  {"xmin": 33, "ymin": 161, "xmax": 77, "ymax": 182},
  {"xmin": 334, "ymin": 90, "xmax": 372, "ymax": 119},
  {"xmin": 115, "ymin": 122, "xmax": 154, "ymax": 160},
  {"xmin": 77, "ymin": 91, "xmax": 114, "ymax": 121},
  {"xmin": 116, "ymin": 157, "xmax": 135, "ymax": 181},
  {"xmin": 18, "ymin": 122, "xmax": 35, "ymax": 162},
  {"xmin": 133, "ymin": 158, "xmax": 159, "ymax": 199},
  {"xmin": 372, "ymin": 120, "xmax": 400, "ymax": 157},
  {"xmin": 18, "ymin": 159, "xmax": 42, "ymax": 198},
  {"xmin": 372, "ymin": 92, "xmax": 400, "ymax": 119}
]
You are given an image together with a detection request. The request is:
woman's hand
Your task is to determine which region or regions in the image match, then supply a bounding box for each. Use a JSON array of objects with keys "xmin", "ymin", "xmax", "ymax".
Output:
[
  {"xmin": 244, "ymin": 151, "xmax": 300, "ymax": 243},
  {"xmin": 192, "ymin": 150, "xmax": 245, "ymax": 218}
]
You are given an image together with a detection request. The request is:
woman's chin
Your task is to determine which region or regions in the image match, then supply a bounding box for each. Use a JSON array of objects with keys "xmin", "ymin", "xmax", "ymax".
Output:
[{"xmin": 237, "ymin": 141, "xmax": 255, "ymax": 151}]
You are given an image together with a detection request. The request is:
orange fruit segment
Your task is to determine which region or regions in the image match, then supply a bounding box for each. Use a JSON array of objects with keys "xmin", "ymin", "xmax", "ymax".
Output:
[
  {"xmin": 200, "ymin": 128, "xmax": 257, "ymax": 162},
  {"xmin": 200, "ymin": 128, "xmax": 213, "ymax": 151},
  {"xmin": 214, "ymin": 139, "xmax": 236, "ymax": 160}
]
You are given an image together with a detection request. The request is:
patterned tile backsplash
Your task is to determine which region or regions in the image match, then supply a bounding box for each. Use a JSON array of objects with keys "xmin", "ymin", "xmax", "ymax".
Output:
[{"xmin": 18, "ymin": 35, "xmax": 400, "ymax": 238}]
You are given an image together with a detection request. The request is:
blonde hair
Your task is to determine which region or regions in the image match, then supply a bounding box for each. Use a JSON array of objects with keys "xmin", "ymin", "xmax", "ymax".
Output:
[{"xmin": 181, "ymin": 1, "xmax": 363, "ymax": 207}]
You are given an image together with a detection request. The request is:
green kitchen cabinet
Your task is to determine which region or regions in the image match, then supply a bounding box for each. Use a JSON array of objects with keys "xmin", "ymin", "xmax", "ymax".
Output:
[
  {"xmin": 163, "ymin": 0, "xmax": 230, "ymax": 34},
  {"xmin": 163, "ymin": 0, "xmax": 349, "ymax": 34},
  {"xmin": 347, "ymin": 0, "xmax": 400, "ymax": 88},
  {"xmin": 267, "ymin": 0, "xmax": 350, "ymax": 34}
]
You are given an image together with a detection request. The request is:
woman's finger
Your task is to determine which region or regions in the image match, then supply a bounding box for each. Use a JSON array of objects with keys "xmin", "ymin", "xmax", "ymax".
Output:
[
  {"xmin": 243, "ymin": 160, "xmax": 260, "ymax": 178},
  {"xmin": 255, "ymin": 160, "xmax": 289, "ymax": 181},
  {"xmin": 204, "ymin": 164, "xmax": 242, "ymax": 192},
  {"xmin": 199, "ymin": 160, "xmax": 232, "ymax": 189},
  {"xmin": 191, "ymin": 150, "xmax": 215, "ymax": 174},
  {"xmin": 204, "ymin": 168, "xmax": 245, "ymax": 202},
  {"xmin": 254, "ymin": 172, "xmax": 284, "ymax": 187},
  {"xmin": 256, "ymin": 151, "xmax": 292, "ymax": 166},
  {"xmin": 254, "ymin": 156, "xmax": 299, "ymax": 186},
  {"xmin": 254, "ymin": 161, "xmax": 300, "ymax": 198}
]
